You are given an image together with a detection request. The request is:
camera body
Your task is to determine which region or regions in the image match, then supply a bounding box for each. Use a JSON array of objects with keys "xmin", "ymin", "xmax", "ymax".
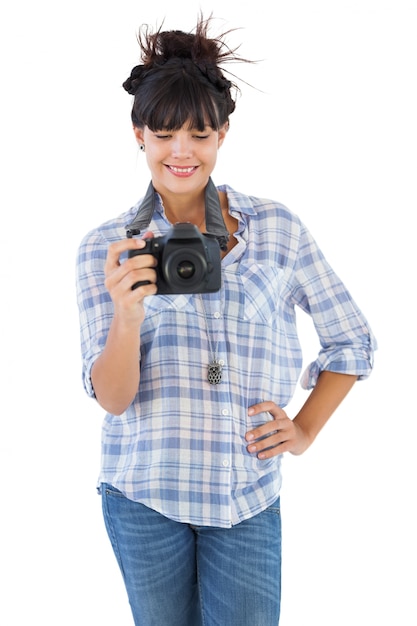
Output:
[{"xmin": 128, "ymin": 222, "xmax": 221, "ymax": 294}]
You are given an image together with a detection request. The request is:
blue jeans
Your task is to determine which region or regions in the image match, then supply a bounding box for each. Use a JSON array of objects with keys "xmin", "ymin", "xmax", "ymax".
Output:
[{"xmin": 102, "ymin": 483, "xmax": 281, "ymax": 626}]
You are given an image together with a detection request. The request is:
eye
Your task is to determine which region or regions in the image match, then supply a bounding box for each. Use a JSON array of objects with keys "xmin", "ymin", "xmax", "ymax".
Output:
[{"xmin": 153, "ymin": 129, "xmax": 173, "ymax": 139}]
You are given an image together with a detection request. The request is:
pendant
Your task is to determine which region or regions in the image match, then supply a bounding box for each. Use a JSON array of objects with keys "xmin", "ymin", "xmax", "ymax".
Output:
[{"xmin": 208, "ymin": 360, "xmax": 222, "ymax": 385}]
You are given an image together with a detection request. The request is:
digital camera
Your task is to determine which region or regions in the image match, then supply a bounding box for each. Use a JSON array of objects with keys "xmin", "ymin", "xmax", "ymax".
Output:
[{"xmin": 128, "ymin": 222, "xmax": 221, "ymax": 294}]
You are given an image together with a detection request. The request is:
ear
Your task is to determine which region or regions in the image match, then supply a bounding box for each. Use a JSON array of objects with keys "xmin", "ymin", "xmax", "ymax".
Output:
[
  {"xmin": 217, "ymin": 122, "xmax": 229, "ymax": 148},
  {"xmin": 133, "ymin": 126, "xmax": 145, "ymax": 144}
]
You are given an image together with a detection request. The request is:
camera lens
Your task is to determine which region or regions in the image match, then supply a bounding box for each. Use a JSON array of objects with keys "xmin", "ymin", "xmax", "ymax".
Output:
[
  {"xmin": 163, "ymin": 248, "xmax": 206, "ymax": 291},
  {"xmin": 176, "ymin": 260, "xmax": 196, "ymax": 279}
]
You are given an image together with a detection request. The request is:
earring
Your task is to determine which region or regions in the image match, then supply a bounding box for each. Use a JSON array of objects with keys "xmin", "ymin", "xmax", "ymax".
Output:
[{"xmin": 139, "ymin": 144, "xmax": 145, "ymax": 152}]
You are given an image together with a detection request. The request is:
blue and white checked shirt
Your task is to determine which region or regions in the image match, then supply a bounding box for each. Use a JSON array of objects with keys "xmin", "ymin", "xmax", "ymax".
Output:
[{"xmin": 76, "ymin": 184, "xmax": 376, "ymax": 528}]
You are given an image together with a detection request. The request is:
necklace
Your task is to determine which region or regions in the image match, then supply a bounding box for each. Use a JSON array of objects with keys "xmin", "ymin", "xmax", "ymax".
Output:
[{"xmin": 199, "ymin": 295, "xmax": 223, "ymax": 385}]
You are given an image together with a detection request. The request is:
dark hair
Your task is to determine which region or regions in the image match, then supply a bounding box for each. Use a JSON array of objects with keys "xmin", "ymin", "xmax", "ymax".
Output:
[{"xmin": 123, "ymin": 15, "xmax": 250, "ymax": 131}]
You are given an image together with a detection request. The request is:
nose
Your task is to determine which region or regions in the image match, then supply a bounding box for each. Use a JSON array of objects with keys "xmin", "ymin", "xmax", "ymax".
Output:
[{"xmin": 171, "ymin": 133, "xmax": 193, "ymax": 158}]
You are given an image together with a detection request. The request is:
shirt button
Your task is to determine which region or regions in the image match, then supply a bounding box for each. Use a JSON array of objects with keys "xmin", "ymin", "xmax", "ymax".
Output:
[
  {"xmin": 214, "ymin": 311, "xmax": 221, "ymax": 319},
  {"xmin": 221, "ymin": 408, "xmax": 229, "ymax": 416},
  {"xmin": 222, "ymin": 459, "xmax": 230, "ymax": 467},
  {"xmin": 218, "ymin": 359, "xmax": 225, "ymax": 366}
]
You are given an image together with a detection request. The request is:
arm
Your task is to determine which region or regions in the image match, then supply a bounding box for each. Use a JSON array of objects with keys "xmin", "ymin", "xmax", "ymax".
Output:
[
  {"xmin": 91, "ymin": 236, "xmax": 157, "ymax": 415},
  {"xmin": 91, "ymin": 312, "xmax": 142, "ymax": 416},
  {"xmin": 245, "ymin": 371, "xmax": 357, "ymax": 459}
]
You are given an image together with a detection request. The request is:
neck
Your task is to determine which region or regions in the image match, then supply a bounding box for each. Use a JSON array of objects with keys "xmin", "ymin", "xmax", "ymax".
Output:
[{"xmin": 159, "ymin": 191, "xmax": 206, "ymax": 227}]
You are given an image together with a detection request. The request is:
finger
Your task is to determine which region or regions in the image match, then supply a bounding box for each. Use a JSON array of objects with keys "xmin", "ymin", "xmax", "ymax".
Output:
[
  {"xmin": 248, "ymin": 401, "xmax": 285, "ymax": 419},
  {"xmin": 246, "ymin": 419, "xmax": 277, "ymax": 441},
  {"xmin": 247, "ymin": 428, "xmax": 290, "ymax": 459},
  {"xmin": 124, "ymin": 252, "xmax": 158, "ymax": 272},
  {"xmin": 129, "ymin": 267, "xmax": 157, "ymax": 291},
  {"xmin": 107, "ymin": 266, "xmax": 157, "ymax": 297},
  {"xmin": 246, "ymin": 411, "xmax": 288, "ymax": 443},
  {"xmin": 105, "ymin": 252, "xmax": 157, "ymax": 292},
  {"xmin": 128, "ymin": 281, "xmax": 158, "ymax": 300},
  {"xmin": 104, "ymin": 237, "xmax": 149, "ymax": 273},
  {"xmin": 247, "ymin": 401, "xmax": 273, "ymax": 415}
]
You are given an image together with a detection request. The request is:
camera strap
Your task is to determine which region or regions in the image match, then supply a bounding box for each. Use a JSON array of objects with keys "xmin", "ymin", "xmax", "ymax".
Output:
[{"xmin": 125, "ymin": 177, "xmax": 230, "ymax": 251}]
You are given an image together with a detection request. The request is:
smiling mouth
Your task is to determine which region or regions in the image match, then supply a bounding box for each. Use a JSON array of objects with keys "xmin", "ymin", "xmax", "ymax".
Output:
[{"xmin": 166, "ymin": 165, "xmax": 197, "ymax": 174}]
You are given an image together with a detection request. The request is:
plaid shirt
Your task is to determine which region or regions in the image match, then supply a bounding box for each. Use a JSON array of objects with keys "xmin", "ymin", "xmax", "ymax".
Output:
[{"xmin": 76, "ymin": 184, "xmax": 376, "ymax": 527}]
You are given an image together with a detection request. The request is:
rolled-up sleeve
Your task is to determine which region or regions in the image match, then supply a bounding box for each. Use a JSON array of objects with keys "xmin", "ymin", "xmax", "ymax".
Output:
[
  {"xmin": 291, "ymin": 224, "xmax": 377, "ymax": 390},
  {"xmin": 75, "ymin": 230, "xmax": 114, "ymax": 398}
]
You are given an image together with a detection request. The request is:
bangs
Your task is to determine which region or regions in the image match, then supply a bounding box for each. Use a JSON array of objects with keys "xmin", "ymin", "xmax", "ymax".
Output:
[{"xmin": 132, "ymin": 73, "xmax": 222, "ymax": 131}]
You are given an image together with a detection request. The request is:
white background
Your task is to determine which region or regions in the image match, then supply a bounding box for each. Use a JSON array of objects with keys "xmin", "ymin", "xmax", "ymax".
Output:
[{"xmin": 1, "ymin": 1, "xmax": 415, "ymax": 624}]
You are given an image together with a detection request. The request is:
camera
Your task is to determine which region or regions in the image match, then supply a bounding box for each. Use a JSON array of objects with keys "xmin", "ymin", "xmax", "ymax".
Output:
[{"xmin": 128, "ymin": 223, "xmax": 221, "ymax": 294}]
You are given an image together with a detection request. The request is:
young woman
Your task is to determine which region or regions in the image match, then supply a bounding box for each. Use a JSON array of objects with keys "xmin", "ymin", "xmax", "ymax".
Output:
[{"xmin": 76, "ymin": 15, "xmax": 376, "ymax": 626}]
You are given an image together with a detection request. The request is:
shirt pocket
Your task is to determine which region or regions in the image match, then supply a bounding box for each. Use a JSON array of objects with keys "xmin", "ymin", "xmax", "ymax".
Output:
[
  {"xmin": 239, "ymin": 263, "xmax": 283, "ymax": 324},
  {"xmin": 143, "ymin": 293, "xmax": 196, "ymax": 317}
]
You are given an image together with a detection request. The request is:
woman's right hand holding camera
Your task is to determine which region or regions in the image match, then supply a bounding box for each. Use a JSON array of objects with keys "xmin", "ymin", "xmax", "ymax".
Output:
[
  {"xmin": 104, "ymin": 233, "xmax": 158, "ymax": 325},
  {"xmin": 91, "ymin": 233, "xmax": 157, "ymax": 414}
]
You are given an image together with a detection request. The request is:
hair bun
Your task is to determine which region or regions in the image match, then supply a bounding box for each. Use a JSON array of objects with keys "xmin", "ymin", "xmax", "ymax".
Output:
[
  {"xmin": 122, "ymin": 65, "xmax": 149, "ymax": 95},
  {"xmin": 122, "ymin": 15, "xmax": 253, "ymax": 127}
]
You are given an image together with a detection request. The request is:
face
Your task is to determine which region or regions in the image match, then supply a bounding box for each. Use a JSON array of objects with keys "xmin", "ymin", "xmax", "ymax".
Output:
[{"xmin": 133, "ymin": 123, "xmax": 228, "ymax": 200}]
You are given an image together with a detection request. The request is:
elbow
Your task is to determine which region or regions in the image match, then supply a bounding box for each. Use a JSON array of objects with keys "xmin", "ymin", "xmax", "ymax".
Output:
[
  {"xmin": 93, "ymin": 387, "xmax": 137, "ymax": 416},
  {"xmin": 91, "ymin": 361, "xmax": 139, "ymax": 415},
  {"xmin": 96, "ymin": 396, "xmax": 135, "ymax": 416}
]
